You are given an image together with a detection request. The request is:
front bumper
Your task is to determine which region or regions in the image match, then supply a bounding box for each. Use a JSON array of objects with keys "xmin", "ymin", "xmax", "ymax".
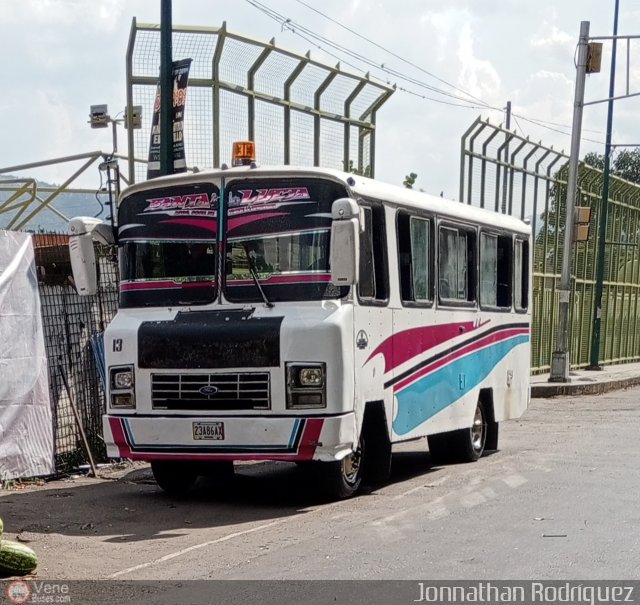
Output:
[{"xmin": 104, "ymin": 413, "xmax": 356, "ymax": 462}]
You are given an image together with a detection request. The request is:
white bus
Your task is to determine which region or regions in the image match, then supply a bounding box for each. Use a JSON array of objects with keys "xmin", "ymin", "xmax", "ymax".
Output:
[{"xmin": 69, "ymin": 150, "xmax": 531, "ymax": 499}]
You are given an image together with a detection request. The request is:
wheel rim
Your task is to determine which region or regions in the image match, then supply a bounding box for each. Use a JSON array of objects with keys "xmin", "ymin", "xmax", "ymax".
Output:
[
  {"xmin": 471, "ymin": 404, "xmax": 486, "ymax": 454},
  {"xmin": 342, "ymin": 440, "xmax": 364, "ymax": 486}
]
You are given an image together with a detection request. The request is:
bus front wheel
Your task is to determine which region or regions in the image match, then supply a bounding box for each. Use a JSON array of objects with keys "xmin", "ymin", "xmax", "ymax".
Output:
[
  {"xmin": 320, "ymin": 438, "xmax": 365, "ymax": 499},
  {"xmin": 151, "ymin": 460, "xmax": 198, "ymax": 495}
]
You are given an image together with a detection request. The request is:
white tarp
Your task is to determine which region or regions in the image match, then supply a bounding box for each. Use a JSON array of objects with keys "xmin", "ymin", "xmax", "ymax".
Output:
[{"xmin": 0, "ymin": 230, "xmax": 54, "ymax": 479}]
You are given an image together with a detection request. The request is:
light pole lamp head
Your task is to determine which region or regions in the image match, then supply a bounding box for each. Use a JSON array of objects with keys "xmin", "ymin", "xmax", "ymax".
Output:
[{"xmin": 89, "ymin": 104, "xmax": 110, "ymax": 128}]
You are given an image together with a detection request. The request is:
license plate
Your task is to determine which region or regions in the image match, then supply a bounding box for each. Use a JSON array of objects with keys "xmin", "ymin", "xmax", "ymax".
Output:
[{"xmin": 192, "ymin": 421, "xmax": 224, "ymax": 440}]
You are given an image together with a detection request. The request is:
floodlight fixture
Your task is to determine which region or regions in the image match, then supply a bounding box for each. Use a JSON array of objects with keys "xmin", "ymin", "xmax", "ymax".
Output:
[{"xmin": 89, "ymin": 104, "xmax": 110, "ymax": 129}]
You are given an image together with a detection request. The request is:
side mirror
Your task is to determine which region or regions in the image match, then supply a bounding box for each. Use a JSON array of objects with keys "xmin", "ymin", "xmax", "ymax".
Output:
[
  {"xmin": 330, "ymin": 198, "xmax": 360, "ymax": 286},
  {"xmin": 93, "ymin": 222, "xmax": 116, "ymax": 246},
  {"xmin": 68, "ymin": 217, "xmax": 107, "ymax": 295}
]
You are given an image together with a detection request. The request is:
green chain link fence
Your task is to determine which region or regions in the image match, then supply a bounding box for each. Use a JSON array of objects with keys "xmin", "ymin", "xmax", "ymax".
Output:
[{"xmin": 461, "ymin": 117, "xmax": 640, "ymax": 373}]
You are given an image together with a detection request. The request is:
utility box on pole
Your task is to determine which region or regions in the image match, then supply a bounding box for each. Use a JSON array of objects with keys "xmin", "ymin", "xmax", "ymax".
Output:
[
  {"xmin": 573, "ymin": 206, "xmax": 592, "ymax": 242},
  {"xmin": 587, "ymin": 42, "xmax": 603, "ymax": 74}
]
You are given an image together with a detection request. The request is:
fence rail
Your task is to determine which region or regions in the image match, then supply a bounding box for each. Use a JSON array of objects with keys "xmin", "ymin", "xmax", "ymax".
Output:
[{"xmin": 126, "ymin": 19, "xmax": 394, "ymax": 183}]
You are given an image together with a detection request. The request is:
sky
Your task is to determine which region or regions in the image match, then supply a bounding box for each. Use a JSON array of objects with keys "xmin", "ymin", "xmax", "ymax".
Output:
[{"xmin": 1, "ymin": 0, "xmax": 640, "ymax": 203}]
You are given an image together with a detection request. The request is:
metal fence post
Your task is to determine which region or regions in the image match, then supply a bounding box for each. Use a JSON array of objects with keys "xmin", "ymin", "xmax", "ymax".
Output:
[{"xmin": 588, "ymin": 0, "xmax": 620, "ymax": 370}]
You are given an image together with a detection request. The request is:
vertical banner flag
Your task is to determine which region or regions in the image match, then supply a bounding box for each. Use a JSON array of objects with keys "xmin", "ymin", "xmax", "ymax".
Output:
[{"xmin": 147, "ymin": 58, "xmax": 193, "ymax": 179}]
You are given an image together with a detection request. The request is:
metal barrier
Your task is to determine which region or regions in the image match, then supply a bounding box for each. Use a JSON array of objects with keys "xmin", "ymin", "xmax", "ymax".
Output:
[
  {"xmin": 461, "ymin": 117, "xmax": 640, "ymax": 372},
  {"xmin": 0, "ymin": 152, "xmax": 130, "ymax": 232},
  {"xmin": 125, "ymin": 20, "xmax": 394, "ymax": 184},
  {"xmin": 33, "ymin": 234, "xmax": 118, "ymax": 471}
]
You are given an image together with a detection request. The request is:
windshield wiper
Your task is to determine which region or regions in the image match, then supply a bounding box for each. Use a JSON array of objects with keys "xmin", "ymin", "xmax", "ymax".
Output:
[{"xmin": 242, "ymin": 244, "xmax": 274, "ymax": 308}]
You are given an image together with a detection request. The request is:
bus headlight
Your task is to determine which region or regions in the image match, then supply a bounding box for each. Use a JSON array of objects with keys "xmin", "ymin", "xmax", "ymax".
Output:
[
  {"xmin": 286, "ymin": 363, "xmax": 326, "ymax": 409},
  {"xmin": 299, "ymin": 367, "xmax": 324, "ymax": 387},
  {"xmin": 109, "ymin": 365, "xmax": 135, "ymax": 409},
  {"xmin": 111, "ymin": 368, "xmax": 133, "ymax": 390}
]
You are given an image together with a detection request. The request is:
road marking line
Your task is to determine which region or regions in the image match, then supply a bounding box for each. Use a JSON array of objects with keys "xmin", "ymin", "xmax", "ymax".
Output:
[
  {"xmin": 371, "ymin": 509, "xmax": 410, "ymax": 526},
  {"xmin": 503, "ymin": 473, "xmax": 528, "ymax": 488},
  {"xmin": 393, "ymin": 485, "xmax": 426, "ymax": 499},
  {"xmin": 426, "ymin": 504, "xmax": 449, "ymax": 520},
  {"xmin": 107, "ymin": 519, "xmax": 285, "ymax": 578},
  {"xmin": 371, "ymin": 524, "xmax": 408, "ymax": 541},
  {"xmin": 480, "ymin": 487, "xmax": 497, "ymax": 499},
  {"xmin": 459, "ymin": 492, "xmax": 487, "ymax": 508},
  {"xmin": 392, "ymin": 474, "xmax": 451, "ymax": 500}
]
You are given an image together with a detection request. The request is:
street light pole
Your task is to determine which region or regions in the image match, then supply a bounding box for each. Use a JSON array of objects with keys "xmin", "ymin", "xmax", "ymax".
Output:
[
  {"xmin": 549, "ymin": 21, "xmax": 590, "ymax": 382},
  {"xmin": 588, "ymin": 0, "xmax": 620, "ymax": 370},
  {"xmin": 160, "ymin": 0, "xmax": 173, "ymax": 176}
]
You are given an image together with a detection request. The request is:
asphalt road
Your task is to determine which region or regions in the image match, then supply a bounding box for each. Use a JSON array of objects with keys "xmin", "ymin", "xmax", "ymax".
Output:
[{"xmin": 1, "ymin": 387, "xmax": 639, "ymax": 599}]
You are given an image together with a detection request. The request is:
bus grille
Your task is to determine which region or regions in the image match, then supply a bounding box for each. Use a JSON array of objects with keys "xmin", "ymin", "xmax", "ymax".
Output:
[{"xmin": 151, "ymin": 372, "xmax": 270, "ymax": 410}]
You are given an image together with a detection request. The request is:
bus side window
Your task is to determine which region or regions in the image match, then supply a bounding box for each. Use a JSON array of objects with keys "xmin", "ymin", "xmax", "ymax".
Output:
[
  {"xmin": 496, "ymin": 235, "xmax": 512, "ymax": 307},
  {"xmin": 410, "ymin": 217, "xmax": 431, "ymax": 302},
  {"xmin": 397, "ymin": 212, "xmax": 412, "ymax": 301},
  {"xmin": 514, "ymin": 238, "xmax": 529, "ymax": 311},
  {"xmin": 397, "ymin": 212, "xmax": 432, "ymax": 304},
  {"xmin": 439, "ymin": 226, "xmax": 476, "ymax": 303},
  {"xmin": 480, "ymin": 233, "xmax": 512, "ymax": 308},
  {"xmin": 480, "ymin": 233, "xmax": 497, "ymax": 306},
  {"xmin": 359, "ymin": 205, "xmax": 389, "ymax": 303}
]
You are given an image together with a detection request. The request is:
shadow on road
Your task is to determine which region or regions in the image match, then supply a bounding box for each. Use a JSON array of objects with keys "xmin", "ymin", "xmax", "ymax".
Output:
[{"xmin": 0, "ymin": 451, "xmax": 441, "ymax": 544}]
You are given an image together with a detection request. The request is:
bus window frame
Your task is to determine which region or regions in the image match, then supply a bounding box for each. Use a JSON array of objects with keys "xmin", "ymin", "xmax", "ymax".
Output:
[
  {"xmin": 478, "ymin": 228, "xmax": 514, "ymax": 313},
  {"xmin": 436, "ymin": 220, "xmax": 478, "ymax": 309},
  {"xmin": 356, "ymin": 201, "xmax": 390, "ymax": 308},
  {"xmin": 513, "ymin": 236, "xmax": 530, "ymax": 313},
  {"xmin": 396, "ymin": 209, "xmax": 435, "ymax": 309}
]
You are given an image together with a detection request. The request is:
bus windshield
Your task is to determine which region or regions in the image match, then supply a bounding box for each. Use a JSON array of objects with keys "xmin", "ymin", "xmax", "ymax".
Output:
[
  {"xmin": 224, "ymin": 177, "xmax": 349, "ymax": 303},
  {"xmin": 117, "ymin": 182, "xmax": 219, "ymax": 308},
  {"xmin": 120, "ymin": 240, "xmax": 216, "ymax": 306}
]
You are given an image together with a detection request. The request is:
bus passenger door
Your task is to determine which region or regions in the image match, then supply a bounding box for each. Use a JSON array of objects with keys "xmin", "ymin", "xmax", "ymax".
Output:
[{"xmin": 353, "ymin": 204, "xmax": 390, "ymax": 436}]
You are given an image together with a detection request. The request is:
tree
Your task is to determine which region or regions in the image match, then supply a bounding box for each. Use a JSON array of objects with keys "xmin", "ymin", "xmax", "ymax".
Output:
[
  {"xmin": 403, "ymin": 172, "xmax": 418, "ymax": 189},
  {"xmin": 535, "ymin": 148, "xmax": 640, "ymax": 275},
  {"xmin": 584, "ymin": 149, "xmax": 640, "ymax": 184}
]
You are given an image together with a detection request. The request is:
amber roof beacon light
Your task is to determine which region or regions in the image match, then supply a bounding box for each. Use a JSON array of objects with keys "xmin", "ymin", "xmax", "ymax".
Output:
[{"xmin": 232, "ymin": 141, "xmax": 256, "ymax": 167}]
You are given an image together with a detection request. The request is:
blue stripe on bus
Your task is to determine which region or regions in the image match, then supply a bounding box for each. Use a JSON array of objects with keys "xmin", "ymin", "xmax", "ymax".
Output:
[
  {"xmin": 288, "ymin": 418, "xmax": 301, "ymax": 449},
  {"xmin": 392, "ymin": 335, "xmax": 529, "ymax": 436}
]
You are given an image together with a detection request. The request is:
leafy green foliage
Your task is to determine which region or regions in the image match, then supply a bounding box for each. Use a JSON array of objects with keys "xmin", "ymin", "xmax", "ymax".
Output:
[
  {"xmin": 403, "ymin": 172, "xmax": 418, "ymax": 189},
  {"xmin": 584, "ymin": 149, "xmax": 640, "ymax": 184}
]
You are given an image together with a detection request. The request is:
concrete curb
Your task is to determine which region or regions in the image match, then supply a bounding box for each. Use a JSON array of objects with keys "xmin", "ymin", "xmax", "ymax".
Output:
[{"xmin": 531, "ymin": 374, "xmax": 640, "ymax": 398}]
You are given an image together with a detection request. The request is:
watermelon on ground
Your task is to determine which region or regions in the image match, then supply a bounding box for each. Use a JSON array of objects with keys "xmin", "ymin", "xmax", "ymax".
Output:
[{"xmin": 0, "ymin": 540, "xmax": 38, "ymax": 575}]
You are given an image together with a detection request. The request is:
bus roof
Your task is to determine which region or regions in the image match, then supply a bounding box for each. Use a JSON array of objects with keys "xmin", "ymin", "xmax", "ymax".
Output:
[{"xmin": 121, "ymin": 165, "xmax": 531, "ymax": 235}]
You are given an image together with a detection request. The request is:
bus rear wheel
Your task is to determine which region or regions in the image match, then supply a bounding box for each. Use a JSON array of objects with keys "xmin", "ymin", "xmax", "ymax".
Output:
[
  {"xmin": 427, "ymin": 400, "xmax": 487, "ymax": 464},
  {"xmin": 151, "ymin": 460, "xmax": 198, "ymax": 495},
  {"xmin": 320, "ymin": 438, "xmax": 364, "ymax": 500},
  {"xmin": 458, "ymin": 401, "xmax": 487, "ymax": 462}
]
